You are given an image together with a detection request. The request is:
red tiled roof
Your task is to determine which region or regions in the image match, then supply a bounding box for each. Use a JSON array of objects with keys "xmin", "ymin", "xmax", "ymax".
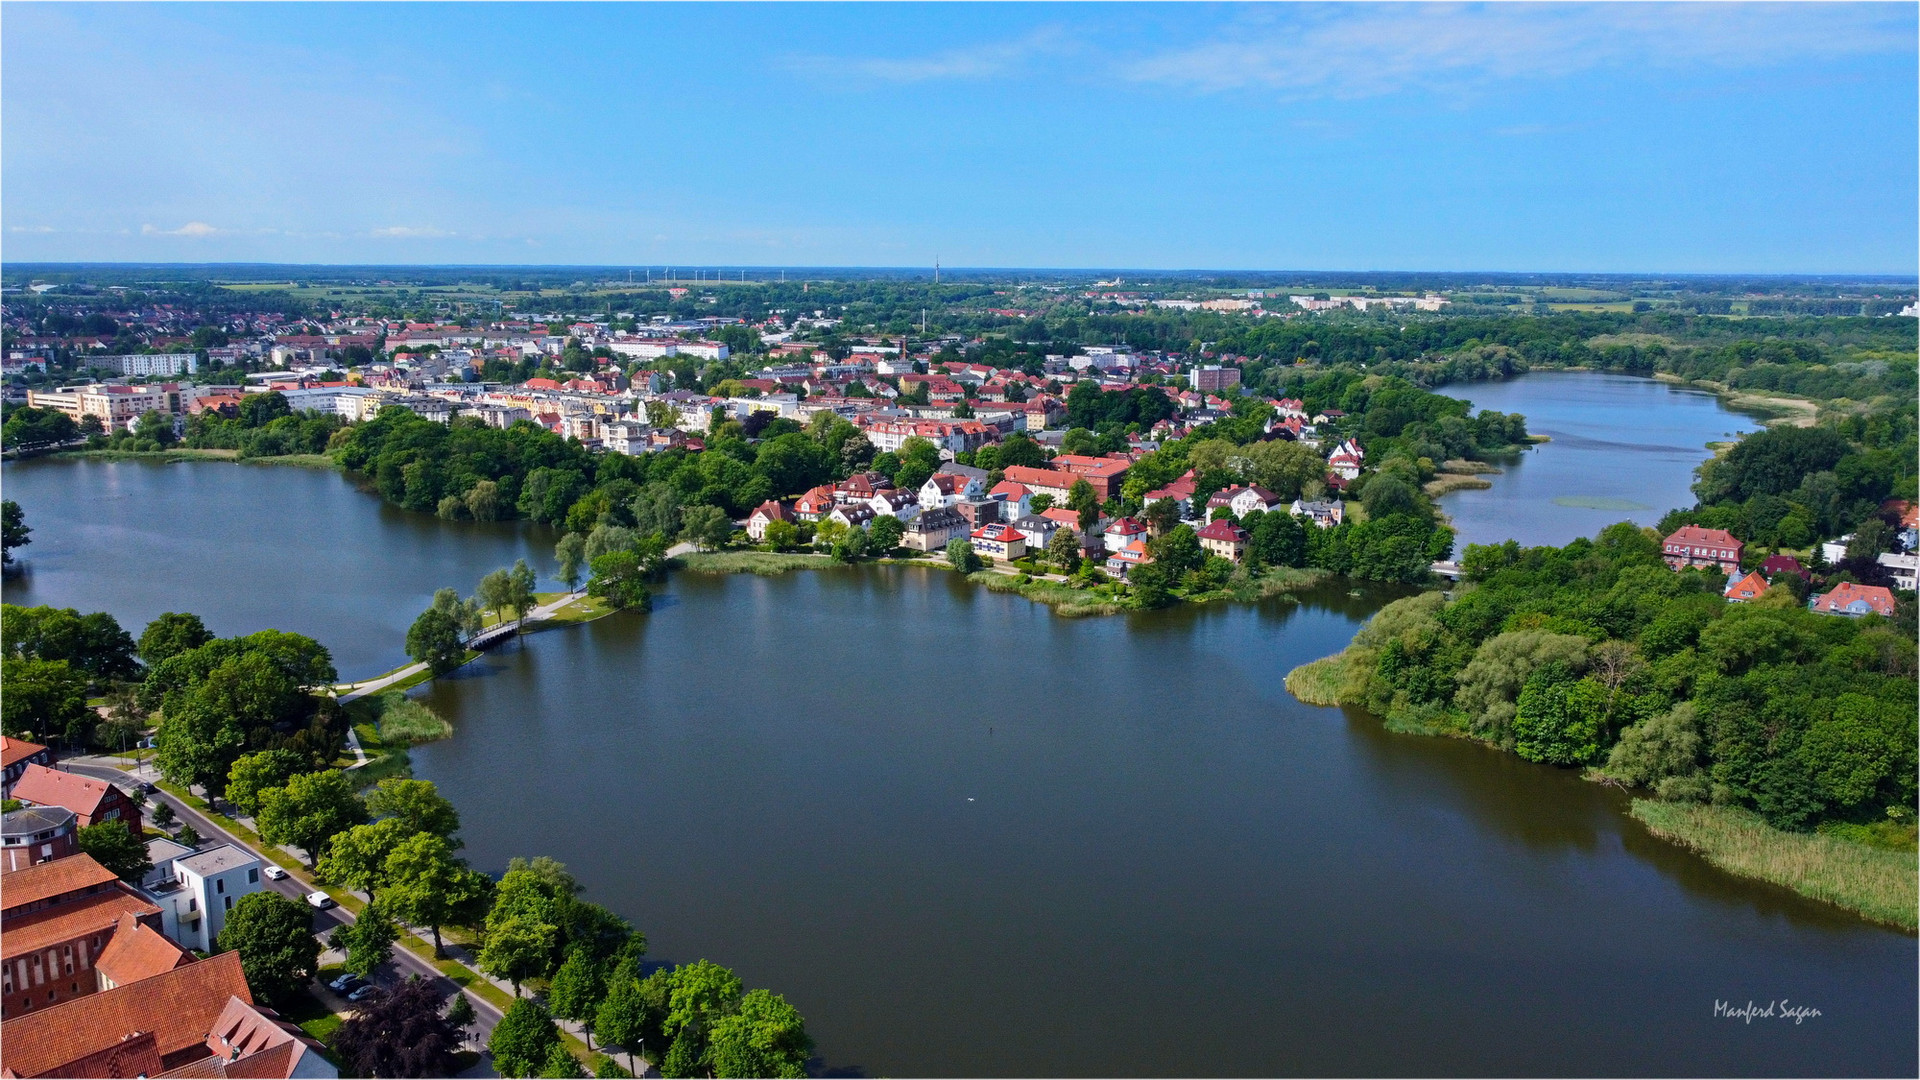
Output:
[
  {"xmin": 1663, "ymin": 525, "xmax": 1741, "ymax": 548},
  {"xmin": 94, "ymin": 913, "xmax": 192, "ymax": 988},
  {"xmin": 1198, "ymin": 519, "xmax": 1248, "ymax": 542},
  {"xmin": 2, "ymin": 888, "xmax": 163, "ymax": 960},
  {"xmin": 0, "ymin": 950, "xmax": 249, "ymax": 1079},
  {"xmin": 10, "ymin": 766, "xmax": 117, "ymax": 820},
  {"xmin": 0, "ymin": 853, "xmax": 120, "ymax": 913},
  {"xmin": 2, "ymin": 736, "xmax": 49, "ymax": 770},
  {"xmin": 1724, "ymin": 571, "xmax": 1769, "ymax": 602},
  {"xmin": 1810, "ymin": 582, "xmax": 1897, "ymax": 616}
]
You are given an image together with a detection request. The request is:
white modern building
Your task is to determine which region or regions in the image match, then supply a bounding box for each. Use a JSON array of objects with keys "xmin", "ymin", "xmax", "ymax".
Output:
[{"xmin": 144, "ymin": 843, "xmax": 263, "ymax": 952}]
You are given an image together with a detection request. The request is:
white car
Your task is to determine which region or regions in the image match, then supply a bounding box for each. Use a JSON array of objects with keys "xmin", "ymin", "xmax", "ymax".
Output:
[
  {"xmin": 305, "ymin": 891, "xmax": 335, "ymax": 910},
  {"xmin": 264, "ymin": 865, "xmax": 289, "ymax": 881}
]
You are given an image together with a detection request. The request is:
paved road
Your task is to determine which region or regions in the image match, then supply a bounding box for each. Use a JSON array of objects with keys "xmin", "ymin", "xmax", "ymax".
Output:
[{"xmin": 60, "ymin": 761, "xmax": 506, "ymax": 1058}]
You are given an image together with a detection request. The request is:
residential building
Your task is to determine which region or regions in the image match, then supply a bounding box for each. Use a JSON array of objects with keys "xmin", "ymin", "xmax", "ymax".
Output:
[
  {"xmin": 1809, "ymin": 582, "xmax": 1897, "ymax": 618},
  {"xmin": 1327, "ymin": 438, "xmax": 1365, "ymax": 481},
  {"xmin": 1, "ymin": 854, "xmax": 165, "ymax": 1018},
  {"xmin": 1190, "ymin": 365, "xmax": 1241, "ymax": 392},
  {"xmin": 1105, "ymin": 539, "xmax": 1152, "ymax": 579},
  {"xmin": 1289, "ymin": 499, "xmax": 1345, "ymax": 528},
  {"xmin": 1207, "ymin": 485, "xmax": 1282, "ymax": 519},
  {"xmin": 1198, "ymin": 519, "xmax": 1250, "ymax": 563},
  {"xmin": 970, "ymin": 523, "xmax": 1027, "ymax": 561},
  {"xmin": 0, "ymin": 950, "xmax": 335, "ymax": 1078},
  {"xmin": 953, "ymin": 499, "xmax": 1002, "ymax": 527},
  {"xmin": 794, "ymin": 485, "xmax": 838, "ymax": 522},
  {"xmin": 146, "ymin": 844, "xmax": 263, "ymax": 953},
  {"xmin": 1010, "ymin": 514, "xmax": 1058, "ymax": 552},
  {"xmin": 1876, "ymin": 551, "xmax": 1918, "ymax": 591},
  {"xmin": 1, "ymin": 807, "xmax": 78, "ymax": 874},
  {"xmin": 1049, "ymin": 454, "xmax": 1132, "ymax": 499},
  {"xmin": 987, "ymin": 480, "xmax": 1033, "ymax": 520},
  {"xmin": 2, "ymin": 737, "xmax": 53, "ymax": 796},
  {"xmin": 1724, "ymin": 571, "xmax": 1770, "ymax": 603},
  {"xmin": 1000, "ymin": 465, "xmax": 1074, "ymax": 504},
  {"xmin": 1662, "ymin": 526, "xmax": 1743, "ymax": 574},
  {"xmin": 93, "ymin": 912, "xmax": 193, "ymax": 992},
  {"xmin": 745, "ymin": 500, "xmax": 795, "ymax": 542},
  {"xmin": 870, "ymin": 489, "xmax": 921, "ymax": 522},
  {"xmin": 1103, "ymin": 517, "xmax": 1148, "ymax": 554},
  {"xmin": 26, "ymin": 383, "xmax": 198, "ymax": 432},
  {"xmin": 1760, "ymin": 554, "xmax": 1809, "ymax": 581},
  {"xmin": 902, "ymin": 506, "xmax": 970, "ymax": 552},
  {"xmin": 10, "ymin": 766, "xmax": 136, "ymax": 830},
  {"xmin": 92, "ymin": 353, "xmax": 199, "ymax": 377},
  {"xmin": 828, "ymin": 504, "xmax": 876, "ymax": 531},
  {"xmin": 920, "ymin": 473, "xmax": 983, "ymax": 509}
]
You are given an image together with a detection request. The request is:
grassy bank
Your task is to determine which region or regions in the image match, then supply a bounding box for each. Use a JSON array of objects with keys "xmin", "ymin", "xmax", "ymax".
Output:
[
  {"xmin": 349, "ymin": 690, "xmax": 453, "ymax": 744},
  {"xmin": 970, "ymin": 571, "xmax": 1128, "ymax": 616},
  {"xmin": 1631, "ymin": 800, "xmax": 1918, "ymax": 931},
  {"xmin": 1649, "ymin": 373, "xmax": 1821, "ymax": 428},
  {"xmin": 1424, "ymin": 474, "xmax": 1494, "ymax": 498},
  {"xmin": 1284, "ymin": 652, "xmax": 1350, "ymax": 706},
  {"xmin": 678, "ymin": 550, "xmax": 835, "ymax": 575},
  {"xmin": 51, "ymin": 447, "xmax": 341, "ymax": 468}
]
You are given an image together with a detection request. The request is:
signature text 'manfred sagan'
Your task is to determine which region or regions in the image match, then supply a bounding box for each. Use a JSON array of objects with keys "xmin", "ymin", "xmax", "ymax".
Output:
[{"xmin": 1715, "ymin": 999, "xmax": 1822, "ymax": 1025}]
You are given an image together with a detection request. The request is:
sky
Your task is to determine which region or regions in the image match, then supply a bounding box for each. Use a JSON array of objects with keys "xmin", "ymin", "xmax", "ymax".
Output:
[{"xmin": 3, "ymin": 2, "xmax": 1915, "ymax": 273}]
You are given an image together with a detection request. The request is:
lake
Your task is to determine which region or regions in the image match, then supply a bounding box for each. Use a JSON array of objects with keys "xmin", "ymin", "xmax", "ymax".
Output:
[
  {"xmin": 3, "ymin": 432, "xmax": 1913, "ymax": 1077},
  {"xmin": 1433, "ymin": 372, "xmax": 1764, "ymax": 550}
]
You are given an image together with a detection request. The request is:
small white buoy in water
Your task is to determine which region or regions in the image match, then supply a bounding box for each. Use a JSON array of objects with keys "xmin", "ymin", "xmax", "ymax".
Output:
[{"xmin": 967, "ymin": 797, "xmax": 975, "ymax": 801}]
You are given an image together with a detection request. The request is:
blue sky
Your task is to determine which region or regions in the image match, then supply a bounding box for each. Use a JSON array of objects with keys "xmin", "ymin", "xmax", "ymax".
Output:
[{"xmin": 4, "ymin": 3, "xmax": 1915, "ymax": 272}]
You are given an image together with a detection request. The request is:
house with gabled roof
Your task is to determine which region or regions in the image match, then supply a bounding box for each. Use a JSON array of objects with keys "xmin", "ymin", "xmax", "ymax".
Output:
[
  {"xmin": 745, "ymin": 500, "xmax": 795, "ymax": 542},
  {"xmin": 970, "ymin": 522, "xmax": 1027, "ymax": 561},
  {"xmin": 1198, "ymin": 519, "xmax": 1250, "ymax": 563},
  {"xmin": 1662, "ymin": 526, "xmax": 1743, "ymax": 574},
  {"xmin": 1207, "ymin": 484, "xmax": 1282, "ymax": 519},
  {"xmin": 1723, "ymin": 570, "xmax": 1770, "ymax": 603},
  {"xmin": 1809, "ymin": 581, "xmax": 1897, "ymax": 618},
  {"xmin": 10, "ymin": 766, "xmax": 135, "ymax": 830}
]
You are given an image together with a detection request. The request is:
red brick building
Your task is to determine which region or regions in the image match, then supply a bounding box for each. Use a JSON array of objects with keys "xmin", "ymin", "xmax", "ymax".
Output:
[
  {"xmin": 1661, "ymin": 525, "xmax": 1743, "ymax": 574},
  {"xmin": 1, "ymin": 854, "xmax": 164, "ymax": 1018},
  {"xmin": 10, "ymin": 765, "xmax": 137, "ymax": 830}
]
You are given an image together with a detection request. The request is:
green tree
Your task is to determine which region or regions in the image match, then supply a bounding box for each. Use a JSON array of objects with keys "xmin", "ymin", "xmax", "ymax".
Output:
[
  {"xmin": 216, "ymin": 892, "xmax": 322, "ymax": 1005},
  {"xmin": 478, "ymin": 569, "xmax": 514, "ymax": 620},
  {"xmin": 75, "ymin": 820, "xmax": 153, "ymax": 882},
  {"xmin": 256, "ymin": 770, "xmax": 368, "ymax": 868},
  {"xmin": 556, "ymin": 533, "xmax": 588, "ymax": 592},
  {"xmin": 1068, "ymin": 478, "xmax": 1100, "ymax": 532},
  {"xmin": 549, "ymin": 946, "xmax": 609, "ymax": 1045},
  {"xmin": 1604, "ymin": 703, "xmax": 1707, "ymax": 799},
  {"xmin": 341, "ymin": 900, "xmax": 400, "ymax": 977},
  {"xmin": 630, "ymin": 483, "xmax": 683, "ymax": 539},
  {"xmin": 137, "ymin": 612, "xmax": 213, "ymax": 666},
  {"xmin": 1045, "ymin": 526, "xmax": 1081, "ymax": 573},
  {"xmin": 596, "ymin": 961, "xmax": 667, "ymax": 1076},
  {"xmin": 1512, "ymin": 669, "xmax": 1608, "ymax": 766},
  {"xmin": 384, "ymin": 832, "xmax": 492, "ymax": 957},
  {"xmin": 446, "ymin": 991, "xmax": 476, "ymax": 1038},
  {"xmin": 405, "ymin": 608, "xmax": 466, "ymax": 674},
  {"xmin": 491, "ymin": 998, "xmax": 565, "ymax": 1079},
  {"xmin": 762, "ymin": 518, "xmax": 800, "ymax": 551},
  {"xmin": 224, "ymin": 749, "xmax": 306, "ymax": 817},
  {"xmin": 366, "ymin": 777, "xmax": 461, "ymax": 841},
  {"xmin": 481, "ymin": 916, "xmax": 558, "ymax": 997},
  {"xmin": 332, "ymin": 975, "xmax": 462, "ymax": 1079},
  {"xmin": 946, "ymin": 538, "xmax": 981, "ymax": 572},
  {"xmin": 509, "ymin": 559, "xmax": 539, "ymax": 621},
  {"xmin": 431, "ymin": 588, "xmax": 484, "ymax": 639},
  {"xmin": 1148, "ymin": 524, "xmax": 1204, "ymax": 577},
  {"xmin": 0, "ymin": 656, "xmax": 90, "ymax": 743},
  {"xmin": 679, "ymin": 504, "xmax": 733, "ymax": 550},
  {"xmin": 869, "ymin": 514, "xmax": 905, "ymax": 552},
  {"xmin": 317, "ymin": 817, "xmax": 414, "ymax": 901},
  {"xmin": 1144, "ymin": 497, "xmax": 1182, "ymax": 537},
  {"xmin": 708, "ymin": 990, "xmax": 814, "ymax": 1080},
  {"xmin": 1, "ymin": 500, "xmax": 29, "ymax": 565},
  {"xmin": 589, "ymin": 551, "xmax": 654, "ymax": 611}
]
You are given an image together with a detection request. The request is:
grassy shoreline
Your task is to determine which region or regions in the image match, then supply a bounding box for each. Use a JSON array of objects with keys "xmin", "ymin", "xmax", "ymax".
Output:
[
  {"xmin": 1286, "ymin": 643, "xmax": 1916, "ymax": 931},
  {"xmin": 49, "ymin": 447, "xmax": 341, "ymax": 469},
  {"xmin": 1631, "ymin": 800, "xmax": 1917, "ymax": 931}
]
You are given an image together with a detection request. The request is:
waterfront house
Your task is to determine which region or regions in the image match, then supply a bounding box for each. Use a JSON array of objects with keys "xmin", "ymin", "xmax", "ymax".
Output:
[
  {"xmin": 1289, "ymin": 499, "xmax": 1345, "ymax": 529},
  {"xmin": 903, "ymin": 506, "xmax": 969, "ymax": 551},
  {"xmin": 1103, "ymin": 517, "xmax": 1148, "ymax": 554},
  {"xmin": 745, "ymin": 500, "xmax": 796, "ymax": 542},
  {"xmin": 1198, "ymin": 519, "xmax": 1250, "ymax": 563},
  {"xmin": 1105, "ymin": 539, "xmax": 1152, "ymax": 580},
  {"xmin": 1662, "ymin": 526, "xmax": 1743, "ymax": 574},
  {"xmin": 1207, "ymin": 484, "xmax": 1282, "ymax": 519},
  {"xmin": 970, "ymin": 522, "xmax": 1027, "ymax": 561},
  {"xmin": 794, "ymin": 485, "xmax": 838, "ymax": 522},
  {"xmin": 870, "ymin": 489, "xmax": 922, "ymax": 522},
  {"xmin": 988, "ymin": 480, "xmax": 1034, "ymax": 520},
  {"xmin": 828, "ymin": 504, "xmax": 876, "ymax": 531},
  {"xmin": 1011, "ymin": 514, "xmax": 1058, "ymax": 552}
]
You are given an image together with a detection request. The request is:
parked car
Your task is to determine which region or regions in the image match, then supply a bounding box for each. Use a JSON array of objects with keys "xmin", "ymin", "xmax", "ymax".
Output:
[
  {"xmin": 305, "ymin": 891, "xmax": 335, "ymax": 910},
  {"xmin": 135, "ymin": 781, "xmax": 157, "ymax": 794},
  {"xmin": 347, "ymin": 983, "xmax": 380, "ymax": 1002},
  {"xmin": 264, "ymin": 865, "xmax": 289, "ymax": 881},
  {"xmin": 328, "ymin": 973, "xmax": 365, "ymax": 993}
]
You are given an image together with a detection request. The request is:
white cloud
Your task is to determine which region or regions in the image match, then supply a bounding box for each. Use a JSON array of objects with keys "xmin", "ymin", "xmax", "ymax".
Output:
[
  {"xmin": 369, "ymin": 226, "xmax": 453, "ymax": 239},
  {"xmin": 1127, "ymin": 4, "xmax": 1913, "ymax": 97},
  {"xmin": 140, "ymin": 221, "xmax": 225, "ymax": 237},
  {"xmin": 8, "ymin": 225, "xmax": 56, "ymax": 234},
  {"xmin": 788, "ymin": 27, "xmax": 1069, "ymax": 83}
]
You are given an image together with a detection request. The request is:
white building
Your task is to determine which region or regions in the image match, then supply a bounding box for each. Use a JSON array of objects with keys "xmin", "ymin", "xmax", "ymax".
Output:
[
  {"xmin": 96, "ymin": 353, "xmax": 200, "ymax": 377},
  {"xmin": 145, "ymin": 843, "xmax": 263, "ymax": 952}
]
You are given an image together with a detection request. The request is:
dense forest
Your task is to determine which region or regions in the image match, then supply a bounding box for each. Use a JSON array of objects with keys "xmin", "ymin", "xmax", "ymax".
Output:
[{"xmin": 1319, "ymin": 525, "xmax": 1916, "ymax": 839}]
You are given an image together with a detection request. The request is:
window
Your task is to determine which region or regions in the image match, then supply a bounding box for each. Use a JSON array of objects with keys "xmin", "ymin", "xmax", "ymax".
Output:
[
  {"xmin": 247, "ymin": 868, "xmax": 259, "ymax": 884},
  {"xmin": 216, "ymin": 879, "xmax": 225, "ymax": 895},
  {"xmin": 224, "ymin": 896, "xmax": 233, "ymax": 911},
  {"xmin": 188, "ymin": 898, "xmax": 197, "ymax": 912}
]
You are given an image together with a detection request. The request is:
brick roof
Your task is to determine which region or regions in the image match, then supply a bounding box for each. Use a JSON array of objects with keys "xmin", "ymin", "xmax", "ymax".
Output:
[
  {"xmin": 2, "ymin": 736, "xmax": 49, "ymax": 770},
  {"xmin": 1198, "ymin": 519, "xmax": 1249, "ymax": 542},
  {"xmin": 2, "ymin": 887, "xmax": 162, "ymax": 960},
  {"xmin": 1, "ymin": 853, "xmax": 119, "ymax": 913},
  {"xmin": 10, "ymin": 766, "xmax": 117, "ymax": 820},
  {"xmin": 1811, "ymin": 582, "xmax": 1897, "ymax": 616},
  {"xmin": 94, "ymin": 913, "xmax": 192, "ymax": 988},
  {"xmin": 1724, "ymin": 571, "xmax": 1769, "ymax": 601},
  {"xmin": 0, "ymin": 951, "xmax": 251, "ymax": 1078},
  {"xmin": 1663, "ymin": 525, "xmax": 1741, "ymax": 548}
]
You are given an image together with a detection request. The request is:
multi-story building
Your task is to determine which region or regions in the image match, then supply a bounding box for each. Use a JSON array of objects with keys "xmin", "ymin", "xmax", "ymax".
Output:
[
  {"xmin": 93, "ymin": 353, "xmax": 199, "ymax": 377},
  {"xmin": 1, "ymin": 854, "xmax": 164, "ymax": 1018},
  {"xmin": 1, "ymin": 737, "xmax": 53, "ymax": 796},
  {"xmin": 10, "ymin": 766, "xmax": 136, "ymax": 830},
  {"xmin": 26, "ymin": 383, "xmax": 203, "ymax": 431},
  {"xmin": 1662, "ymin": 526, "xmax": 1743, "ymax": 574},
  {"xmin": 1, "ymin": 807, "xmax": 78, "ymax": 874},
  {"xmin": 1190, "ymin": 365, "xmax": 1242, "ymax": 392},
  {"xmin": 145, "ymin": 844, "xmax": 264, "ymax": 953}
]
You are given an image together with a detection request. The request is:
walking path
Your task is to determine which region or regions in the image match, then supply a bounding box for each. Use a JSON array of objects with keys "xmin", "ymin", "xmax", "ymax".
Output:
[{"xmin": 331, "ymin": 591, "xmax": 590, "ymax": 702}]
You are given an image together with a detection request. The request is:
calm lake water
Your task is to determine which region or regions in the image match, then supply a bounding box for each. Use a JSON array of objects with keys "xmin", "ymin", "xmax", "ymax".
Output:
[
  {"xmin": 1, "ymin": 458, "xmax": 561, "ymax": 680},
  {"xmin": 3, "ymin": 398, "xmax": 1913, "ymax": 1076},
  {"xmin": 1434, "ymin": 373, "xmax": 1763, "ymax": 550}
]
